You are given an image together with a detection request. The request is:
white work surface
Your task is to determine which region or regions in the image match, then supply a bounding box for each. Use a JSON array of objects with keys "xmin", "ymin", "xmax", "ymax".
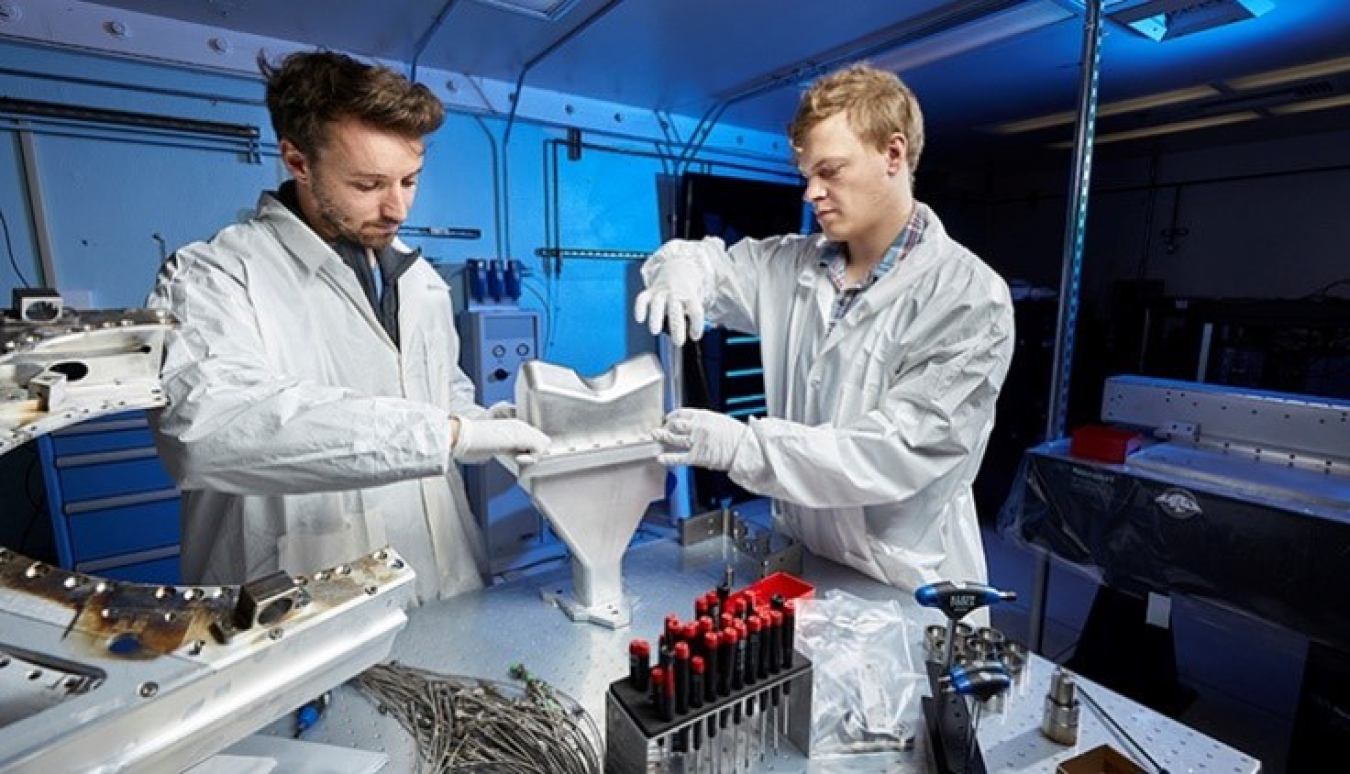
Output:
[{"xmin": 290, "ymin": 536, "xmax": 1260, "ymax": 773}]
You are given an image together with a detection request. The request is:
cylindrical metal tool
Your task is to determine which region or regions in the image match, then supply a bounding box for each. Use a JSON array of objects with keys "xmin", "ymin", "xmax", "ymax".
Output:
[
  {"xmin": 1041, "ymin": 667, "xmax": 1081, "ymax": 745},
  {"xmin": 629, "ymin": 639, "xmax": 650, "ymax": 692},
  {"xmin": 673, "ymin": 642, "xmax": 690, "ymax": 715}
]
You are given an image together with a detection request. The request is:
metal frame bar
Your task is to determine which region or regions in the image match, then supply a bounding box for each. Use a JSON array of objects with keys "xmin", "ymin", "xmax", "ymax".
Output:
[{"xmin": 1031, "ymin": 0, "xmax": 1105, "ymax": 654}]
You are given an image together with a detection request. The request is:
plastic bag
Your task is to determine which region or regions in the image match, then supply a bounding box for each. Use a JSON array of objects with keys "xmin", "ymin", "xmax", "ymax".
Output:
[{"xmin": 794, "ymin": 589, "xmax": 926, "ymax": 757}]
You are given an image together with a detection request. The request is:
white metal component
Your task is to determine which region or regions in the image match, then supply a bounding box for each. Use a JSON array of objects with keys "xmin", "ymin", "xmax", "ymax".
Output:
[
  {"xmin": 0, "ymin": 307, "xmax": 172, "ymax": 455},
  {"xmin": 1102, "ymin": 374, "xmax": 1350, "ymax": 475},
  {"xmin": 506, "ymin": 354, "xmax": 666, "ymax": 628},
  {"xmin": 0, "ymin": 547, "xmax": 414, "ymax": 773},
  {"xmin": 1, "ymin": 302, "xmax": 418, "ymax": 772}
]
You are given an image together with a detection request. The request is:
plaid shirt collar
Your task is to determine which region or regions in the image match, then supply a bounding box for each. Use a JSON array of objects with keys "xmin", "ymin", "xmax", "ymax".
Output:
[{"xmin": 820, "ymin": 204, "xmax": 929, "ymax": 327}]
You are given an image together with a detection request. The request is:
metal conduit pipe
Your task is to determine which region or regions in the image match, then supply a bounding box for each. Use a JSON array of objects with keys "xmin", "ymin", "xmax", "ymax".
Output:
[
  {"xmin": 410, "ymin": 0, "xmax": 465, "ymax": 83},
  {"xmin": 473, "ymin": 116, "xmax": 504, "ymax": 261},
  {"xmin": 0, "ymin": 66, "xmax": 265, "ymax": 108},
  {"xmin": 1029, "ymin": 0, "xmax": 1105, "ymax": 655},
  {"xmin": 674, "ymin": 0, "xmax": 1024, "ymax": 173},
  {"xmin": 501, "ymin": 0, "xmax": 626, "ymax": 146}
]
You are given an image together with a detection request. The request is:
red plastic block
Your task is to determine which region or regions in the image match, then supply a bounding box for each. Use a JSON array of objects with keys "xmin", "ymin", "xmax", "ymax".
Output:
[
  {"xmin": 739, "ymin": 571, "xmax": 814, "ymax": 606},
  {"xmin": 1070, "ymin": 425, "xmax": 1142, "ymax": 464}
]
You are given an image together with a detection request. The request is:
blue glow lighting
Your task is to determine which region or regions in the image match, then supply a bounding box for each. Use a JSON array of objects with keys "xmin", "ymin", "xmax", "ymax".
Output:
[{"xmin": 1113, "ymin": 0, "xmax": 1276, "ymax": 43}]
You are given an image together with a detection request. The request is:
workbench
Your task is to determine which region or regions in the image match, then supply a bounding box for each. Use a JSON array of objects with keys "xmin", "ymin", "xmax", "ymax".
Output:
[
  {"xmin": 1002, "ymin": 437, "xmax": 1350, "ymax": 652},
  {"xmin": 286, "ymin": 534, "xmax": 1259, "ymax": 773}
]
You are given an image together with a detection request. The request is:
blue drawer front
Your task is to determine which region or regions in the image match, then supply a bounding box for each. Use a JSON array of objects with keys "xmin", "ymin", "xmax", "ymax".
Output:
[
  {"xmin": 50, "ymin": 426, "xmax": 157, "ymax": 456},
  {"xmin": 94, "ymin": 555, "xmax": 181, "ymax": 585},
  {"xmin": 67, "ymin": 497, "xmax": 180, "ymax": 561},
  {"xmin": 58, "ymin": 456, "xmax": 177, "ymax": 502}
]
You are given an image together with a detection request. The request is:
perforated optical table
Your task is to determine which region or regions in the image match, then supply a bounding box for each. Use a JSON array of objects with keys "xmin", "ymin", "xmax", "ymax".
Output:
[{"xmin": 293, "ymin": 535, "xmax": 1260, "ymax": 772}]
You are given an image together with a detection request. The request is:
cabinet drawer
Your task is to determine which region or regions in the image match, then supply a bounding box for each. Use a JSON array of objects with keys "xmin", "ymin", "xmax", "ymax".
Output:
[
  {"xmin": 81, "ymin": 553, "xmax": 180, "ymax": 585},
  {"xmin": 67, "ymin": 495, "xmax": 180, "ymax": 561},
  {"xmin": 50, "ymin": 426, "xmax": 157, "ymax": 456},
  {"xmin": 57, "ymin": 452, "xmax": 177, "ymax": 502}
]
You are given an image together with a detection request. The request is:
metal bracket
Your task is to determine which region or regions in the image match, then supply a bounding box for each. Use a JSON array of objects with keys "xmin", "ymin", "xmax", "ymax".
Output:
[{"xmin": 679, "ymin": 507, "xmax": 803, "ymax": 579}]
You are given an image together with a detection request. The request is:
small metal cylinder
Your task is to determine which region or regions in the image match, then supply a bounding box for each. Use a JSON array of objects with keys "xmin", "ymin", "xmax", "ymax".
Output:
[
  {"xmin": 1041, "ymin": 668, "xmax": 1080, "ymax": 745},
  {"xmin": 976, "ymin": 626, "xmax": 1006, "ymax": 654},
  {"xmin": 1002, "ymin": 650, "xmax": 1027, "ymax": 683},
  {"xmin": 925, "ymin": 625, "xmax": 947, "ymax": 663}
]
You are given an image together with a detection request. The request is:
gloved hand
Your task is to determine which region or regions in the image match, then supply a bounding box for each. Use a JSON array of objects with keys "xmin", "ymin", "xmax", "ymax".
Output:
[
  {"xmin": 652, "ymin": 408, "xmax": 747, "ymax": 471},
  {"xmin": 451, "ymin": 416, "xmax": 551, "ymax": 465},
  {"xmin": 633, "ymin": 245, "xmax": 707, "ymax": 347},
  {"xmin": 485, "ymin": 401, "xmax": 517, "ymax": 419}
]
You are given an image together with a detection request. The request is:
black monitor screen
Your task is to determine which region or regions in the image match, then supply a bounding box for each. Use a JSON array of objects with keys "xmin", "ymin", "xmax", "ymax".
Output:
[{"xmin": 678, "ymin": 172, "xmax": 808, "ymax": 242}]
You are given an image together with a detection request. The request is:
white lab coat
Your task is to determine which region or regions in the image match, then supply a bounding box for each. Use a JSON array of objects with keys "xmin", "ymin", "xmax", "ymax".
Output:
[
  {"xmin": 146, "ymin": 191, "xmax": 488, "ymax": 604},
  {"xmin": 644, "ymin": 204, "xmax": 1014, "ymax": 597}
]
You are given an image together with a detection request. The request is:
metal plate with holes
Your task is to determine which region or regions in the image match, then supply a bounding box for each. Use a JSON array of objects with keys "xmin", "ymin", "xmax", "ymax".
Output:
[
  {"xmin": 1102, "ymin": 375, "xmax": 1350, "ymax": 474},
  {"xmin": 0, "ymin": 548, "xmax": 414, "ymax": 772},
  {"xmin": 0, "ymin": 307, "xmax": 173, "ymax": 455},
  {"xmin": 297, "ymin": 538, "xmax": 1259, "ymax": 773},
  {"xmin": 680, "ymin": 507, "xmax": 803, "ymax": 578}
]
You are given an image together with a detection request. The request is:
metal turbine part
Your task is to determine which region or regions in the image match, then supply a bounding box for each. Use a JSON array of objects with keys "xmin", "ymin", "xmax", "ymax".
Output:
[
  {"xmin": 0, "ymin": 546, "xmax": 415, "ymax": 772},
  {"xmin": 505, "ymin": 354, "xmax": 665, "ymax": 628},
  {"xmin": 0, "ymin": 307, "xmax": 173, "ymax": 455},
  {"xmin": 0, "ymin": 301, "xmax": 418, "ymax": 770}
]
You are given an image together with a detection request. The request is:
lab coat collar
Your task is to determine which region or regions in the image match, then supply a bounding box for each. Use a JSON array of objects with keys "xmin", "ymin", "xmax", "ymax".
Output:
[
  {"xmin": 253, "ymin": 189, "xmax": 408, "ymax": 351},
  {"xmin": 837, "ymin": 202, "xmax": 948, "ymax": 325},
  {"xmin": 256, "ymin": 187, "xmax": 420, "ymax": 277},
  {"xmin": 255, "ymin": 189, "xmax": 337, "ymax": 278}
]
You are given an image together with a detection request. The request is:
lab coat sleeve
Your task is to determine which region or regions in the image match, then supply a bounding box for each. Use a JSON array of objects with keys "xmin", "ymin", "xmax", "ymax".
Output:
[
  {"xmin": 147, "ymin": 250, "xmax": 454, "ymax": 496},
  {"xmin": 447, "ymin": 355, "xmax": 485, "ymax": 419},
  {"xmin": 726, "ymin": 284, "xmax": 1015, "ymax": 510}
]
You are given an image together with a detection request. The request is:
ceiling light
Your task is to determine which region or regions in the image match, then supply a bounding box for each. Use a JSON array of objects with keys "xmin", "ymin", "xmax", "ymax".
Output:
[
  {"xmin": 989, "ymin": 84, "xmax": 1220, "ymax": 134},
  {"xmin": 1226, "ymin": 55, "xmax": 1350, "ymax": 91},
  {"xmin": 1109, "ymin": 0, "xmax": 1275, "ymax": 42},
  {"xmin": 1268, "ymin": 93, "xmax": 1350, "ymax": 115},
  {"xmin": 870, "ymin": 1, "xmax": 1074, "ymax": 74},
  {"xmin": 472, "ymin": 0, "xmax": 581, "ymax": 21},
  {"xmin": 1048, "ymin": 111, "xmax": 1260, "ymax": 147}
]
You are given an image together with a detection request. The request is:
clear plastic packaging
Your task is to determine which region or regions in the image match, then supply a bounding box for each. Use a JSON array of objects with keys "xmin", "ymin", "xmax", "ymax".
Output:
[{"xmin": 794, "ymin": 590, "xmax": 925, "ymax": 757}]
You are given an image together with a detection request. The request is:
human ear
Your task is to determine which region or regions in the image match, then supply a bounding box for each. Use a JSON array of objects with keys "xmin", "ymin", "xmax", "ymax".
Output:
[
  {"xmin": 886, "ymin": 133, "xmax": 908, "ymax": 176},
  {"xmin": 279, "ymin": 139, "xmax": 310, "ymax": 184}
]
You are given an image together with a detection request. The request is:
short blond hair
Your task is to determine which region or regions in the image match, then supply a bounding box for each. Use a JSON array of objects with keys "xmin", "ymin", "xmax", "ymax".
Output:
[{"xmin": 788, "ymin": 63, "xmax": 925, "ymax": 179}]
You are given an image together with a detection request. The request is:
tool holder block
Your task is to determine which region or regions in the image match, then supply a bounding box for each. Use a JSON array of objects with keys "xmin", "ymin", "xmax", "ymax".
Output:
[
  {"xmin": 605, "ymin": 655, "xmax": 813, "ymax": 771},
  {"xmin": 923, "ymin": 659, "xmax": 988, "ymax": 774}
]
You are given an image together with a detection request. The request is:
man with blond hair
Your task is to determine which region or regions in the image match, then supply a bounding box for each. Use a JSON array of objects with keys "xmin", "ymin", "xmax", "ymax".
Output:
[{"xmin": 637, "ymin": 63, "xmax": 1014, "ymax": 599}]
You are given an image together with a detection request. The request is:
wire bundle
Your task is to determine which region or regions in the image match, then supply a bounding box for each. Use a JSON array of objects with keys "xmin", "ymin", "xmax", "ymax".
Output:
[{"xmin": 355, "ymin": 662, "xmax": 602, "ymax": 774}]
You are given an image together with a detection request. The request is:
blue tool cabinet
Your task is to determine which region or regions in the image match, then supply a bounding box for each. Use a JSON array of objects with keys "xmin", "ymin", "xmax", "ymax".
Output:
[{"xmin": 36, "ymin": 410, "xmax": 181, "ymax": 583}]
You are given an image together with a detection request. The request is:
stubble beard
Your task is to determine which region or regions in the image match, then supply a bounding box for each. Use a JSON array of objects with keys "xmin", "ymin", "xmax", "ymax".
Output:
[{"xmin": 313, "ymin": 185, "xmax": 397, "ymax": 251}]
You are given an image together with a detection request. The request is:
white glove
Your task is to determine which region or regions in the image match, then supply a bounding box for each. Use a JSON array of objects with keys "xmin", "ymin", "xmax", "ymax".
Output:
[
  {"xmin": 651, "ymin": 408, "xmax": 747, "ymax": 471},
  {"xmin": 485, "ymin": 401, "xmax": 517, "ymax": 419},
  {"xmin": 451, "ymin": 416, "xmax": 551, "ymax": 464},
  {"xmin": 633, "ymin": 244, "xmax": 707, "ymax": 347}
]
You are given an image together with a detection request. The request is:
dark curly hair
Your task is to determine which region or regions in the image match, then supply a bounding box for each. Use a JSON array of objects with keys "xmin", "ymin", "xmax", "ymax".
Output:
[{"xmin": 259, "ymin": 50, "xmax": 445, "ymax": 157}]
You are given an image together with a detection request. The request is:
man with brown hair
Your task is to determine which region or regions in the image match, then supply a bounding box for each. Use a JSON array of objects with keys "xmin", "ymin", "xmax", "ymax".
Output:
[
  {"xmin": 637, "ymin": 63, "xmax": 1014, "ymax": 598},
  {"xmin": 147, "ymin": 51, "xmax": 549, "ymax": 604}
]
